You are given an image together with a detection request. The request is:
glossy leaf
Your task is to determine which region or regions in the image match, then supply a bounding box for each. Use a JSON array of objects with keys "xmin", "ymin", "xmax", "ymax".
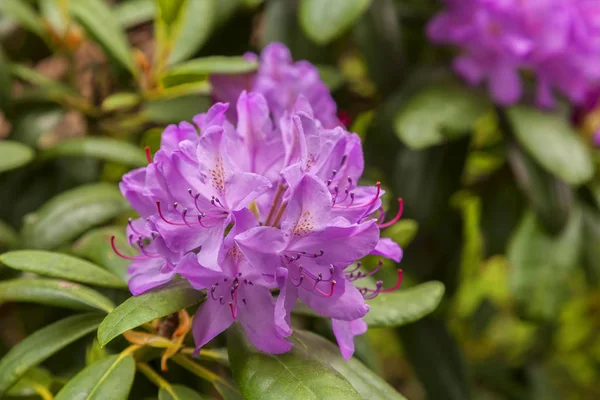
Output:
[
  {"xmin": 168, "ymin": 0, "xmax": 216, "ymax": 65},
  {"xmin": 6, "ymin": 367, "xmax": 53, "ymax": 398},
  {"xmin": 41, "ymin": 137, "xmax": 147, "ymax": 167},
  {"xmin": 227, "ymin": 325, "xmax": 361, "ymax": 400},
  {"xmin": 364, "ymin": 281, "xmax": 445, "ymax": 327},
  {"xmin": 394, "ymin": 83, "xmax": 491, "ymax": 149},
  {"xmin": 0, "ymin": 278, "xmax": 114, "ymax": 312},
  {"xmin": 0, "ymin": 140, "xmax": 34, "ymax": 173},
  {"xmin": 69, "ymin": 0, "xmax": 136, "ymax": 74},
  {"xmin": 164, "ymin": 56, "xmax": 257, "ymax": 84},
  {"xmin": 0, "ymin": 250, "xmax": 126, "ymax": 289},
  {"xmin": 0, "ymin": 0, "xmax": 44, "ymax": 37},
  {"xmin": 159, "ymin": 385, "xmax": 205, "ymax": 400},
  {"xmin": 20, "ymin": 183, "xmax": 131, "ymax": 250},
  {"xmin": 0, "ymin": 313, "xmax": 103, "ymax": 396},
  {"xmin": 507, "ymin": 209, "xmax": 583, "ymax": 320},
  {"xmin": 294, "ymin": 331, "xmax": 407, "ymax": 400},
  {"xmin": 507, "ymin": 106, "xmax": 593, "ymax": 185},
  {"xmin": 98, "ymin": 280, "xmax": 206, "ymax": 347},
  {"xmin": 55, "ymin": 354, "xmax": 135, "ymax": 400},
  {"xmin": 115, "ymin": 0, "xmax": 157, "ymax": 28},
  {"xmin": 299, "ymin": 0, "xmax": 371, "ymax": 45},
  {"xmin": 72, "ymin": 226, "xmax": 130, "ymax": 282}
]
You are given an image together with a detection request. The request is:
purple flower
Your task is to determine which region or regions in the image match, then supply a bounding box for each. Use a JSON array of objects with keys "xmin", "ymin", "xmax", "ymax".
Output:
[
  {"xmin": 211, "ymin": 42, "xmax": 341, "ymax": 128},
  {"xmin": 428, "ymin": 0, "xmax": 600, "ymax": 107},
  {"xmin": 117, "ymin": 91, "xmax": 404, "ymax": 359}
]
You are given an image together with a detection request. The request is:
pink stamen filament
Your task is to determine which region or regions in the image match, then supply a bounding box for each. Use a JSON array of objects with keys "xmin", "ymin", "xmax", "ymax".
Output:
[
  {"xmin": 380, "ymin": 269, "xmax": 403, "ymax": 293},
  {"xmin": 145, "ymin": 146, "xmax": 152, "ymax": 163},
  {"xmin": 334, "ymin": 182, "xmax": 381, "ymax": 210},
  {"xmin": 228, "ymin": 302, "xmax": 237, "ymax": 319},
  {"xmin": 378, "ymin": 198, "xmax": 404, "ymax": 229},
  {"xmin": 110, "ymin": 236, "xmax": 147, "ymax": 260}
]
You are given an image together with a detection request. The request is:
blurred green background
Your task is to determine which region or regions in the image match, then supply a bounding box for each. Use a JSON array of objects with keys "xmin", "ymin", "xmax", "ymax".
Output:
[{"xmin": 1, "ymin": 1, "xmax": 599, "ymax": 399}]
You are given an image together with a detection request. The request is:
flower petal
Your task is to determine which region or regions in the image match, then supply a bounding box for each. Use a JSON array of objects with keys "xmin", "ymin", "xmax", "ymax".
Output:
[
  {"xmin": 192, "ymin": 299, "xmax": 235, "ymax": 352},
  {"xmin": 332, "ymin": 318, "xmax": 367, "ymax": 360},
  {"xmin": 370, "ymin": 238, "xmax": 403, "ymax": 263}
]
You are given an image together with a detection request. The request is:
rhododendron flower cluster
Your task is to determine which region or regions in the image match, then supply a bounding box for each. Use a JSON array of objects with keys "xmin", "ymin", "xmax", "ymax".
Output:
[
  {"xmin": 116, "ymin": 45, "xmax": 403, "ymax": 360},
  {"xmin": 427, "ymin": 0, "xmax": 600, "ymax": 107}
]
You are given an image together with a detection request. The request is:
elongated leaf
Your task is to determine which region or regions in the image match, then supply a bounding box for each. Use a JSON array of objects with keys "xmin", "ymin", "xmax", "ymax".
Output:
[
  {"xmin": 0, "ymin": 278, "xmax": 114, "ymax": 312},
  {"xmin": 0, "ymin": 140, "xmax": 34, "ymax": 173},
  {"xmin": 55, "ymin": 354, "xmax": 135, "ymax": 400},
  {"xmin": 364, "ymin": 281, "xmax": 444, "ymax": 327},
  {"xmin": 159, "ymin": 385, "xmax": 205, "ymax": 400},
  {"xmin": 98, "ymin": 280, "xmax": 206, "ymax": 346},
  {"xmin": 0, "ymin": 219, "xmax": 18, "ymax": 249},
  {"xmin": 0, "ymin": 0, "xmax": 44, "ymax": 37},
  {"xmin": 299, "ymin": 0, "xmax": 371, "ymax": 45},
  {"xmin": 507, "ymin": 209, "xmax": 583, "ymax": 320},
  {"xmin": 7, "ymin": 367, "xmax": 53, "ymax": 397},
  {"xmin": 507, "ymin": 106, "xmax": 593, "ymax": 185},
  {"xmin": 39, "ymin": 0, "xmax": 67, "ymax": 36},
  {"xmin": 168, "ymin": 0, "xmax": 216, "ymax": 65},
  {"xmin": 72, "ymin": 226, "xmax": 130, "ymax": 282},
  {"xmin": 69, "ymin": 0, "xmax": 136, "ymax": 74},
  {"xmin": 116, "ymin": 0, "xmax": 157, "ymax": 28},
  {"xmin": 20, "ymin": 183, "xmax": 131, "ymax": 250},
  {"xmin": 0, "ymin": 251, "xmax": 126, "ymax": 289},
  {"xmin": 0, "ymin": 313, "xmax": 103, "ymax": 396},
  {"xmin": 394, "ymin": 83, "xmax": 491, "ymax": 149},
  {"xmin": 101, "ymin": 92, "xmax": 141, "ymax": 112},
  {"xmin": 294, "ymin": 331, "xmax": 406, "ymax": 400},
  {"xmin": 143, "ymin": 94, "xmax": 211, "ymax": 124},
  {"xmin": 42, "ymin": 137, "xmax": 147, "ymax": 167},
  {"xmin": 227, "ymin": 325, "xmax": 361, "ymax": 400},
  {"xmin": 8, "ymin": 106, "xmax": 63, "ymax": 147},
  {"xmin": 164, "ymin": 56, "xmax": 257, "ymax": 84}
]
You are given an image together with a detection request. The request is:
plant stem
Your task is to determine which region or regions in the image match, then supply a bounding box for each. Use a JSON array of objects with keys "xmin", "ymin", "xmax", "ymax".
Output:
[
  {"xmin": 171, "ymin": 354, "xmax": 220, "ymax": 383},
  {"xmin": 137, "ymin": 362, "xmax": 176, "ymax": 397}
]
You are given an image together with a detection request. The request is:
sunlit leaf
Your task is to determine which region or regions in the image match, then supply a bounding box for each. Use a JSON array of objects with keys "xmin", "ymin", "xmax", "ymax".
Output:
[
  {"xmin": 168, "ymin": 0, "xmax": 216, "ymax": 65},
  {"xmin": 41, "ymin": 137, "xmax": 147, "ymax": 167},
  {"xmin": 0, "ymin": 140, "xmax": 34, "ymax": 173},
  {"xmin": 0, "ymin": 250, "xmax": 126, "ymax": 289},
  {"xmin": 299, "ymin": 0, "xmax": 371, "ymax": 45},
  {"xmin": 115, "ymin": 0, "xmax": 157, "ymax": 28},
  {"xmin": 0, "ymin": 0, "xmax": 44, "ymax": 37},
  {"xmin": 163, "ymin": 56, "xmax": 257, "ymax": 85},
  {"xmin": 0, "ymin": 313, "xmax": 103, "ymax": 396}
]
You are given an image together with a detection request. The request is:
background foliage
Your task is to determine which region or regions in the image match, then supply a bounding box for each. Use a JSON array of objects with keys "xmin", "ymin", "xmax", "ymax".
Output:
[{"xmin": 0, "ymin": 1, "xmax": 599, "ymax": 399}]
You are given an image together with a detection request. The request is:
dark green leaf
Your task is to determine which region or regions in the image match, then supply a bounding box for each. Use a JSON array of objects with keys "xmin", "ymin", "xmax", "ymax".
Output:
[
  {"xmin": 582, "ymin": 206, "xmax": 600, "ymax": 284},
  {"xmin": 20, "ymin": 183, "xmax": 131, "ymax": 250},
  {"xmin": 164, "ymin": 56, "xmax": 257, "ymax": 84},
  {"xmin": 41, "ymin": 137, "xmax": 147, "ymax": 167},
  {"xmin": 69, "ymin": 0, "xmax": 137, "ymax": 74},
  {"xmin": 159, "ymin": 385, "xmax": 205, "ymax": 400},
  {"xmin": 507, "ymin": 106, "xmax": 593, "ymax": 185},
  {"xmin": 0, "ymin": 0, "xmax": 44, "ymax": 37},
  {"xmin": 115, "ymin": 0, "xmax": 157, "ymax": 28},
  {"xmin": 0, "ymin": 140, "xmax": 34, "ymax": 173},
  {"xmin": 213, "ymin": 0, "xmax": 242, "ymax": 26},
  {"xmin": 364, "ymin": 281, "xmax": 444, "ymax": 327},
  {"xmin": 299, "ymin": 0, "xmax": 371, "ymax": 45},
  {"xmin": 294, "ymin": 331, "xmax": 407, "ymax": 400},
  {"xmin": 168, "ymin": 0, "xmax": 216, "ymax": 65},
  {"xmin": 394, "ymin": 83, "xmax": 491, "ymax": 149},
  {"xmin": 0, "ymin": 219, "xmax": 18, "ymax": 249},
  {"xmin": 7, "ymin": 367, "xmax": 53, "ymax": 397},
  {"xmin": 143, "ymin": 94, "xmax": 211, "ymax": 124},
  {"xmin": 398, "ymin": 318, "xmax": 472, "ymax": 400},
  {"xmin": 8, "ymin": 106, "xmax": 63, "ymax": 148},
  {"xmin": 0, "ymin": 277, "xmax": 114, "ymax": 312},
  {"xmin": 0, "ymin": 313, "xmax": 103, "ymax": 396},
  {"xmin": 0, "ymin": 250, "xmax": 125, "ymax": 288},
  {"xmin": 0, "ymin": 47, "xmax": 10, "ymax": 111},
  {"xmin": 227, "ymin": 325, "xmax": 361, "ymax": 400},
  {"xmin": 72, "ymin": 226, "xmax": 130, "ymax": 282},
  {"xmin": 98, "ymin": 280, "xmax": 206, "ymax": 347},
  {"xmin": 507, "ymin": 209, "xmax": 583, "ymax": 320},
  {"xmin": 55, "ymin": 354, "xmax": 135, "ymax": 400}
]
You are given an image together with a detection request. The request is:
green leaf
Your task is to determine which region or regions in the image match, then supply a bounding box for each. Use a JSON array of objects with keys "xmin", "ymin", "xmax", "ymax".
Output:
[
  {"xmin": 0, "ymin": 250, "xmax": 126, "ymax": 288},
  {"xmin": 101, "ymin": 92, "xmax": 141, "ymax": 112},
  {"xmin": 164, "ymin": 56, "xmax": 257, "ymax": 85},
  {"xmin": 507, "ymin": 209, "xmax": 583, "ymax": 320},
  {"xmin": 0, "ymin": 0, "xmax": 44, "ymax": 37},
  {"xmin": 98, "ymin": 280, "xmax": 206, "ymax": 347},
  {"xmin": 41, "ymin": 137, "xmax": 147, "ymax": 167},
  {"xmin": 6, "ymin": 367, "xmax": 53, "ymax": 398},
  {"xmin": 0, "ymin": 219, "xmax": 18, "ymax": 249},
  {"xmin": 0, "ymin": 278, "xmax": 114, "ymax": 312},
  {"xmin": 55, "ymin": 354, "xmax": 135, "ymax": 400},
  {"xmin": 394, "ymin": 83, "xmax": 491, "ymax": 149},
  {"xmin": 72, "ymin": 226, "xmax": 130, "ymax": 282},
  {"xmin": 168, "ymin": 0, "xmax": 216, "ymax": 65},
  {"xmin": 39, "ymin": 0, "xmax": 68, "ymax": 36},
  {"xmin": 159, "ymin": 385, "xmax": 205, "ymax": 400},
  {"xmin": 382, "ymin": 219, "xmax": 418, "ymax": 248},
  {"xmin": 0, "ymin": 313, "xmax": 103, "ymax": 396},
  {"xmin": 227, "ymin": 325, "xmax": 361, "ymax": 400},
  {"xmin": 20, "ymin": 183, "xmax": 131, "ymax": 250},
  {"xmin": 8, "ymin": 106, "xmax": 63, "ymax": 148},
  {"xmin": 69, "ymin": 0, "xmax": 136, "ymax": 74},
  {"xmin": 0, "ymin": 140, "xmax": 34, "ymax": 173},
  {"xmin": 364, "ymin": 281, "xmax": 444, "ymax": 327},
  {"xmin": 299, "ymin": 0, "xmax": 371, "ymax": 45},
  {"xmin": 143, "ymin": 94, "xmax": 211, "ymax": 124},
  {"xmin": 115, "ymin": 0, "xmax": 157, "ymax": 28},
  {"xmin": 0, "ymin": 47, "xmax": 11, "ymax": 111},
  {"xmin": 294, "ymin": 331, "xmax": 407, "ymax": 400},
  {"xmin": 507, "ymin": 106, "xmax": 593, "ymax": 185},
  {"xmin": 158, "ymin": 0, "xmax": 186, "ymax": 25},
  {"xmin": 316, "ymin": 65, "xmax": 344, "ymax": 91}
]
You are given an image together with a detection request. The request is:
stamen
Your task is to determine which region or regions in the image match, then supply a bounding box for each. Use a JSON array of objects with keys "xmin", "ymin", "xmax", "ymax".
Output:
[
  {"xmin": 228, "ymin": 302, "xmax": 237, "ymax": 319},
  {"xmin": 145, "ymin": 146, "xmax": 152, "ymax": 163},
  {"xmin": 265, "ymin": 183, "xmax": 286, "ymax": 226},
  {"xmin": 292, "ymin": 275, "xmax": 304, "ymax": 287},
  {"xmin": 242, "ymin": 298, "xmax": 247, "ymax": 305},
  {"xmin": 334, "ymin": 182, "xmax": 381, "ymax": 210},
  {"xmin": 378, "ymin": 198, "xmax": 404, "ymax": 229},
  {"xmin": 157, "ymin": 202, "xmax": 186, "ymax": 226},
  {"xmin": 210, "ymin": 285, "xmax": 218, "ymax": 300},
  {"xmin": 313, "ymin": 280, "xmax": 336, "ymax": 297},
  {"xmin": 128, "ymin": 218, "xmax": 141, "ymax": 235},
  {"xmin": 345, "ymin": 262, "xmax": 362, "ymax": 274},
  {"xmin": 380, "ymin": 269, "xmax": 403, "ymax": 293},
  {"xmin": 110, "ymin": 236, "xmax": 145, "ymax": 260}
]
